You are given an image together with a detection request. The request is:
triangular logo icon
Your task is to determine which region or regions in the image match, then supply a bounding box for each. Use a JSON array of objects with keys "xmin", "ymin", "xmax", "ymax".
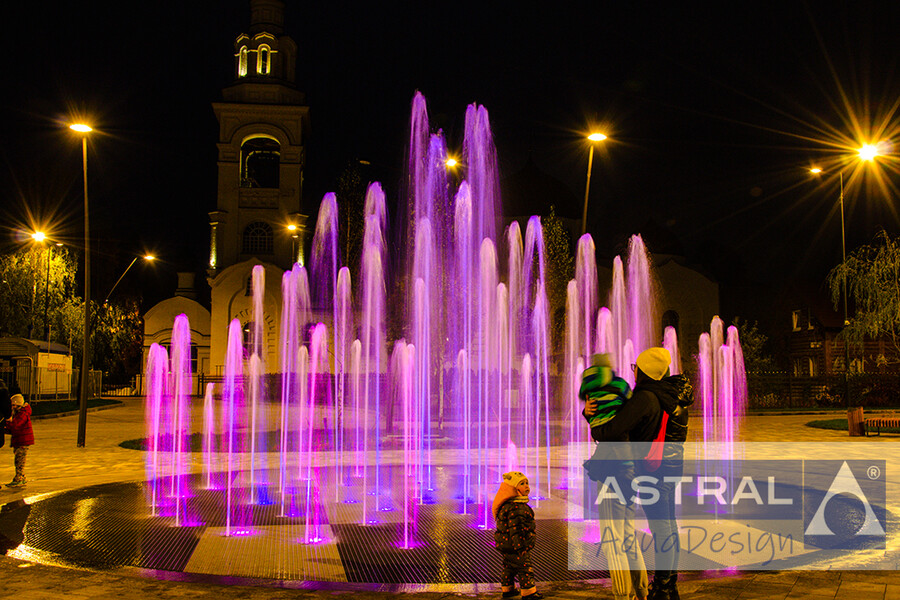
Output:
[{"xmin": 805, "ymin": 461, "xmax": 884, "ymax": 536}]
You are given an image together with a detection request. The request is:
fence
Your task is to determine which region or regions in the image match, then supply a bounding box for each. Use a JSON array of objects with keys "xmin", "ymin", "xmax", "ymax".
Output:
[
  {"xmin": 0, "ymin": 365, "xmax": 101, "ymax": 402},
  {"xmin": 747, "ymin": 371, "xmax": 900, "ymax": 409}
]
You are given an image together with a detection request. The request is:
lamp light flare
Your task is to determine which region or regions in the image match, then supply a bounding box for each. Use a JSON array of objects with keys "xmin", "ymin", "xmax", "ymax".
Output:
[
  {"xmin": 144, "ymin": 255, "xmax": 156, "ymax": 261},
  {"xmin": 69, "ymin": 123, "xmax": 92, "ymax": 133},
  {"xmin": 858, "ymin": 144, "xmax": 879, "ymax": 161},
  {"xmin": 809, "ymin": 167, "xmax": 823, "ymax": 174},
  {"xmin": 445, "ymin": 158, "xmax": 458, "ymax": 168},
  {"xmin": 32, "ymin": 231, "xmax": 46, "ymax": 242},
  {"xmin": 287, "ymin": 224, "xmax": 297, "ymax": 231},
  {"xmin": 587, "ymin": 133, "xmax": 607, "ymax": 142}
]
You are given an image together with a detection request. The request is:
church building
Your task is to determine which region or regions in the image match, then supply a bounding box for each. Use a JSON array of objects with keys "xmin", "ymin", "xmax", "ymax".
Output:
[{"xmin": 144, "ymin": 0, "xmax": 309, "ymax": 381}]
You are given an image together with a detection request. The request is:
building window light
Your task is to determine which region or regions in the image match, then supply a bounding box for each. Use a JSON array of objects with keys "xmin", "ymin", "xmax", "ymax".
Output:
[
  {"xmin": 238, "ymin": 46, "xmax": 248, "ymax": 77},
  {"xmin": 257, "ymin": 45, "xmax": 271, "ymax": 75}
]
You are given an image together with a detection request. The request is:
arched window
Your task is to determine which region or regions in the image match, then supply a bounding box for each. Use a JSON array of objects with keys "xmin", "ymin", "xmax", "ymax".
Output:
[
  {"xmin": 240, "ymin": 137, "xmax": 280, "ymax": 188},
  {"xmin": 257, "ymin": 45, "xmax": 271, "ymax": 75},
  {"xmin": 238, "ymin": 46, "xmax": 248, "ymax": 77},
  {"xmin": 243, "ymin": 222, "xmax": 273, "ymax": 255}
]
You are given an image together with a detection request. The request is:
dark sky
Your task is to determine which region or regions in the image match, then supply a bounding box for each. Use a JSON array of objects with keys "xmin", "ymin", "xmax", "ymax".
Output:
[{"xmin": 2, "ymin": 1, "xmax": 898, "ymax": 338}]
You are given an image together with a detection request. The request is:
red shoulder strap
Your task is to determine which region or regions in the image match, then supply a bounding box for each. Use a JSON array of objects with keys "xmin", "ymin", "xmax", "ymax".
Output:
[{"xmin": 644, "ymin": 411, "xmax": 669, "ymax": 471}]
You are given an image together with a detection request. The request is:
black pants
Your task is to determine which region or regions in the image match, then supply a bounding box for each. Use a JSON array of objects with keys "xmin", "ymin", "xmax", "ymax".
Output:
[{"xmin": 500, "ymin": 549, "xmax": 535, "ymax": 589}]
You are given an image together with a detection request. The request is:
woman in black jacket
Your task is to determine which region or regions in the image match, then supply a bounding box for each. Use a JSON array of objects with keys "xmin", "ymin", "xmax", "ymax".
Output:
[{"xmin": 587, "ymin": 348, "xmax": 693, "ymax": 600}]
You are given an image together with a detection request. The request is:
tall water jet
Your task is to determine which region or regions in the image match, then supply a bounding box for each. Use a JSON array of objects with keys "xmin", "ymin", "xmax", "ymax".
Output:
[
  {"xmin": 506, "ymin": 222, "xmax": 523, "ymax": 443},
  {"xmin": 360, "ymin": 185, "xmax": 387, "ymax": 520},
  {"xmin": 224, "ymin": 318, "xmax": 249, "ymax": 536},
  {"xmin": 699, "ymin": 318, "xmax": 748, "ymax": 453},
  {"xmin": 202, "ymin": 382, "xmax": 216, "ymax": 490},
  {"xmin": 463, "ymin": 103, "xmax": 500, "ymax": 249},
  {"xmin": 532, "ymin": 284, "xmax": 552, "ymax": 499},
  {"xmin": 453, "ymin": 183, "xmax": 474, "ymax": 508},
  {"xmin": 478, "ymin": 238, "xmax": 498, "ymax": 528},
  {"xmin": 303, "ymin": 323, "xmax": 330, "ymax": 544},
  {"xmin": 145, "ymin": 343, "xmax": 168, "ymax": 516},
  {"xmin": 575, "ymin": 235, "xmax": 598, "ymax": 363},
  {"xmin": 334, "ymin": 266, "xmax": 352, "ymax": 493},
  {"xmin": 278, "ymin": 268, "xmax": 299, "ymax": 514},
  {"xmin": 565, "ymin": 280, "xmax": 581, "ymax": 446},
  {"xmin": 663, "ymin": 326, "xmax": 681, "ymax": 375},
  {"xmin": 169, "ymin": 314, "xmax": 193, "ymax": 526},
  {"xmin": 626, "ymin": 234, "xmax": 658, "ymax": 357},
  {"xmin": 609, "ymin": 256, "xmax": 626, "ymax": 371},
  {"xmin": 250, "ymin": 265, "xmax": 268, "ymax": 503},
  {"xmin": 311, "ymin": 192, "xmax": 340, "ymax": 311},
  {"xmin": 595, "ymin": 307, "xmax": 612, "ymax": 355},
  {"xmin": 399, "ymin": 341, "xmax": 415, "ymax": 548}
]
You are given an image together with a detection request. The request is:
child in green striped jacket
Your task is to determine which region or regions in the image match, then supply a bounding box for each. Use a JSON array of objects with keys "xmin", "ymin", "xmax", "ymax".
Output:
[{"xmin": 578, "ymin": 353, "xmax": 631, "ymax": 428}]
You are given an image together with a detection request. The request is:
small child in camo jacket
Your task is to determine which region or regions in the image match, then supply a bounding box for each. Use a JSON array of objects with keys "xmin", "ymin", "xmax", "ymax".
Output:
[{"xmin": 493, "ymin": 471, "xmax": 543, "ymax": 600}]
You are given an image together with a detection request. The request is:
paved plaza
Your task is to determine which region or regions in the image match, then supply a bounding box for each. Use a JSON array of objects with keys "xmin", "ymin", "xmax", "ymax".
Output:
[{"xmin": 0, "ymin": 398, "xmax": 898, "ymax": 599}]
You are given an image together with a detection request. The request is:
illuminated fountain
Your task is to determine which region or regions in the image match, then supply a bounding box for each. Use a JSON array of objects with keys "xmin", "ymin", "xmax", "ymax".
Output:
[{"xmin": 140, "ymin": 91, "xmax": 745, "ymax": 582}]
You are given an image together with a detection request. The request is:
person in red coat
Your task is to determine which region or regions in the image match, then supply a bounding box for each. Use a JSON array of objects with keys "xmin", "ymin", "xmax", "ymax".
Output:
[{"xmin": 6, "ymin": 393, "xmax": 34, "ymax": 487}]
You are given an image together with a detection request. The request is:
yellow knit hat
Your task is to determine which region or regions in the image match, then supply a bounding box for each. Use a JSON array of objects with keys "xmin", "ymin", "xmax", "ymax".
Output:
[
  {"xmin": 502, "ymin": 471, "xmax": 528, "ymax": 489},
  {"xmin": 636, "ymin": 347, "xmax": 671, "ymax": 380}
]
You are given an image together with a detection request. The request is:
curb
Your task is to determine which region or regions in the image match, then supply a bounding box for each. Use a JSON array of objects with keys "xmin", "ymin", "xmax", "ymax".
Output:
[{"xmin": 32, "ymin": 401, "xmax": 124, "ymax": 421}]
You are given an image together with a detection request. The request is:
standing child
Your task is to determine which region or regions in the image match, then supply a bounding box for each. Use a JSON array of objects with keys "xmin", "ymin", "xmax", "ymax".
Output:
[
  {"xmin": 6, "ymin": 393, "xmax": 33, "ymax": 488},
  {"xmin": 492, "ymin": 471, "xmax": 543, "ymax": 600}
]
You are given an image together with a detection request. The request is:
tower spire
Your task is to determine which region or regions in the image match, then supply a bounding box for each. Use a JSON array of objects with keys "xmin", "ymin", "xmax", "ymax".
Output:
[{"xmin": 249, "ymin": 0, "xmax": 284, "ymax": 36}]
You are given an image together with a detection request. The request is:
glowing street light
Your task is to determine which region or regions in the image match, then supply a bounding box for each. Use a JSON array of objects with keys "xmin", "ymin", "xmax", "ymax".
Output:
[
  {"xmin": 103, "ymin": 255, "xmax": 156, "ymax": 304},
  {"xmin": 858, "ymin": 144, "xmax": 879, "ymax": 162},
  {"xmin": 29, "ymin": 231, "xmax": 54, "ymax": 343},
  {"xmin": 445, "ymin": 157, "xmax": 458, "ymax": 168},
  {"xmin": 70, "ymin": 121, "xmax": 93, "ymax": 447},
  {"xmin": 808, "ymin": 144, "xmax": 881, "ymax": 414},
  {"xmin": 287, "ymin": 224, "xmax": 300, "ymax": 265},
  {"xmin": 582, "ymin": 132, "xmax": 608, "ymax": 236}
]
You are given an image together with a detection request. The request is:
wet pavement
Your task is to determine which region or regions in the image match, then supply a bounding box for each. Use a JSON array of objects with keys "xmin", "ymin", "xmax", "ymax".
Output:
[{"xmin": 0, "ymin": 398, "xmax": 898, "ymax": 599}]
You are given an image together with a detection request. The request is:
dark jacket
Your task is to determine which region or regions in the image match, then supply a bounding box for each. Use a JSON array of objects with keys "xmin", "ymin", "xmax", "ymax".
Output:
[
  {"xmin": 635, "ymin": 374, "xmax": 694, "ymax": 475},
  {"xmin": 494, "ymin": 500, "xmax": 536, "ymax": 553},
  {"xmin": 640, "ymin": 374, "xmax": 694, "ymax": 443},
  {"xmin": 589, "ymin": 385, "xmax": 663, "ymax": 444},
  {"xmin": 588, "ymin": 374, "xmax": 693, "ymax": 474},
  {"xmin": 8, "ymin": 404, "xmax": 34, "ymax": 447}
]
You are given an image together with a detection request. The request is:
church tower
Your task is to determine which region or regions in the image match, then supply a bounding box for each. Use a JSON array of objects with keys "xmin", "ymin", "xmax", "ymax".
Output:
[{"xmin": 206, "ymin": 0, "xmax": 310, "ymax": 372}]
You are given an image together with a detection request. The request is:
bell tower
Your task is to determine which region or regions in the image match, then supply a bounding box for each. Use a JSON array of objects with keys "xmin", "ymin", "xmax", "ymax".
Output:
[{"xmin": 206, "ymin": 0, "xmax": 310, "ymax": 371}]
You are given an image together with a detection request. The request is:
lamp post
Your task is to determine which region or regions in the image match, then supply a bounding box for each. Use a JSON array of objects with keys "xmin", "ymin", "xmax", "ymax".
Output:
[
  {"xmin": 810, "ymin": 142, "xmax": 880, "ymax": 413},
  {"xmin": 287, "ymin": 224, "xmax": 298, "ymax": 265},
  {"xmin": 70, "ymin": 122, "xmax": 92, "ymax": 448},
  {"xmin": 581, "ymin": 132, "xmax": 607, "ymax": 236},
  {"xmin": 103, "ymin": 255, "xmax": 155, "ymax": 305}
]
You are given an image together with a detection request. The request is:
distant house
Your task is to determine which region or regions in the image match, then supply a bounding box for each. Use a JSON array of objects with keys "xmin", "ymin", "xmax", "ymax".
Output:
[
  {"xmin": 789, "ymin": 308, "xmax": 899, "ymax": 376},
  {"xmin": 0, "ymin": 337, "xmax": 73, "ymax": 399}
]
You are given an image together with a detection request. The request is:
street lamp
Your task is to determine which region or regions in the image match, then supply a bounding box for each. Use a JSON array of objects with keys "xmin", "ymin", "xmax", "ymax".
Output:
[
  {"xmin": 287, "ymin": 224, "xmax": 299, "ymax": 265},
  {"xmin": 581, "ymin": 132, "xmax": 607, "ymax": 236},
  {"xmin": 810, "ymin": 142, "xmax": 880, "ymax": 413},
  {"xmin": 30, "ymin": 232, "xmax": 62, "ymax": 343},
  {"xmin": 103, "ymin": 255, "xmax": 155, "ymax": 304},
  {"xmin": 70, "ymin": 122, "xmax": 92, "ymax": 448}
]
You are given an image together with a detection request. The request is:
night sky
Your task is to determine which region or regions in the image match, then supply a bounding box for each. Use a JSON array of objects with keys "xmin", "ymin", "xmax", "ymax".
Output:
[{"xmin": 2, "ymin": 1, "xmax": 898, "ymax": 342}]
